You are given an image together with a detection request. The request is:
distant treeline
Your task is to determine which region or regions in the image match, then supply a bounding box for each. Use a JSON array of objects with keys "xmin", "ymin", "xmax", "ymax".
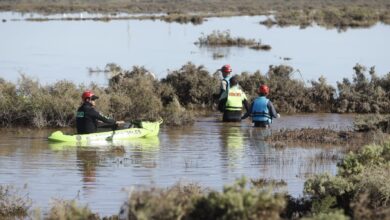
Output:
[{"xmin": 0, "ymin": 62, "xmax": 389, "ymax": 127}]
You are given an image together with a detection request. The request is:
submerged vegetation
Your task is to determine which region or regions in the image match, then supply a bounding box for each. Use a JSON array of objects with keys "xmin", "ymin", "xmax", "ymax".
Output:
[
  {"xmin": 195, "ymin": 30, "xmax": 271, "ymax": 51},
  {"xmin": 2, "ymin": 141, "xmax": 390, "ymax": 219},
  {"xmin": 266, "ymin": 128, "xmax": 377, "ymax": 147},
  {"xmin": 1, "ymin": 62, "xmax": 390, "ymax": 128}
]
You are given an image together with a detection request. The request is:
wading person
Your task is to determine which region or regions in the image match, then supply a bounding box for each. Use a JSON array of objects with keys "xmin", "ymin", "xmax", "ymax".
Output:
[
  {"xmin": 247, "ymin": 84, "xmax": 279, "ymax": 127},
  {"xmin": 218, "ymin": 64, "xmax": 233, "ymax": 112},
  {"xmin": 76, "ymin": 91, "xmax": 124, "ymax": 134},
  {"xmin": 221, "ymin": 75, "xmax": 250, "ymax": 122}
]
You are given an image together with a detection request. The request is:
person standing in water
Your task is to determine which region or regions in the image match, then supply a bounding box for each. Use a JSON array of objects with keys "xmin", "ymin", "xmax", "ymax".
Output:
[
  {"xmin": 218, "ymin": 64, "xmax": 233, "ymax": 112},
  {"xmin": 221, "ymin": 75, "xmax": 250, "ymax": 122},
  {"xmin": 246, "ymin": 84, "xmax": 280, "ymax": 127}
]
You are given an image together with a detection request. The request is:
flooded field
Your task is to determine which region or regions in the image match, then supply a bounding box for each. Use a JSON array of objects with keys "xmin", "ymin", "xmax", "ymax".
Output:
[
  {"xmin": 0, "ymin": 13, "xmax": 389, "ymax": 86},
  {"xmin": 0, "ymin": 113, "xmax": 354, "ymax": 216}
]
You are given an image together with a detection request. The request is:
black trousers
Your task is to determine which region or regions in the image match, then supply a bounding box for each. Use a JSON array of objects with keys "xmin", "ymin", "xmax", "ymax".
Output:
[
  {"xmin": 254, "ymin": 121, "xmax": 270, "ymax": 128},
  {"xmin": 223, "ymin": 111, "xmax": 242, "ymax": 122}
]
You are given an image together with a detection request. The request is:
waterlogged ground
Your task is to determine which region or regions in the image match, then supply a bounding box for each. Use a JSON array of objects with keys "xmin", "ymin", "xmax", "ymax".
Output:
[
  {"xmin": 0, "ymin": 12, "xmax": 389, "ymax": 86},
  {"xmin": 0, "ymin": 113, "xmax": 354, "ymax": 216}
]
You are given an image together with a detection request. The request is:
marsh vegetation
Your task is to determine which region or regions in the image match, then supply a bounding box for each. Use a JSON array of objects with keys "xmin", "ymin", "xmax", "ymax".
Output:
[
  {"xmin": 195, "ymin": 30, "xmax": 271, "ymax": 51},
  {"xmin": 1, "ymin": 63, "xmax": 390, "ymax": 128}
]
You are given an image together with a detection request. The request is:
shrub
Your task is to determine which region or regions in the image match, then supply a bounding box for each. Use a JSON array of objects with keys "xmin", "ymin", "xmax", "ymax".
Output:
[
  {"xmin": 189, "ymin": 177, "xmax": 286, "ymax": 220},
  {"xmin": 162, "ymin": 62, "xmax": 219, "ymax": 107},
  {"xmin": 123, "ymin": 183, "xmax": 203, "ymax": 220},
  {"xmin": 0, "ymin": 185, "xmax": 31, "ymax": 218},
  {"xmin": 46, "ymin": 199, "xmax": 99, "ymax": 220},
  {"xmin": 304, "ymin": 142, "xmax": 390, "ymax": 218}
]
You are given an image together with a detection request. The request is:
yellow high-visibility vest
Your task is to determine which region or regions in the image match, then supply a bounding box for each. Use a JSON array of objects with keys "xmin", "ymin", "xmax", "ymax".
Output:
[{"xmin": 225, "ymin": 86, "xmax": 247, "ymax": 111}]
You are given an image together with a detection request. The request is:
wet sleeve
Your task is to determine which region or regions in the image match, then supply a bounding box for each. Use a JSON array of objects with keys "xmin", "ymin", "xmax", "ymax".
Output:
[
  {"xmin": 242, "ymin": 92, "xmax": 249, "ymax": 112},
  {"xmin": 267, "ymin": 101, "xmax": 278, "ymax": 118},
  {"xmin": 243, "ymin": 99, "xmax": 250, "ymax": 113},
  {"xmin": 89, "ymin": 109, "xmax": 116, "ymax": 125}
]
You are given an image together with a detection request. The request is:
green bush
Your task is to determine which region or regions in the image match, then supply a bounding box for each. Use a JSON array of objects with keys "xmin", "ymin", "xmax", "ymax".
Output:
[
  {"xmin": 304, "ymin": 142, "xmax": 390, "ymax": 218},
  {"xmin": 189, "ymin": 178, "xmax": 286, "ymax": 220}
]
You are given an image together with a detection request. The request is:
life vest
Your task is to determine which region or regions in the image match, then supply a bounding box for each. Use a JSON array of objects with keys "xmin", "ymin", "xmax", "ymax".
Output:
[
  {"xmin": 251, "ymin": 96, "xmax": 271, "ymax": 123},
  {"xmin": 219, "ymin": 75, "xmax": 232, "ymax": 100},
  {"xmin": 225, "ymin": 86, "xmax": 246, "ymax": 111}
]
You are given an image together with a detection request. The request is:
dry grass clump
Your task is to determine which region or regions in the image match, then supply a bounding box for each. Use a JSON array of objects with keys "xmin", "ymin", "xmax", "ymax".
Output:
[
  {"xmin": 0, "ymin": 185, "xmax": 31, "ymax": 218},
  {"xmin": 122, "ymin": 183, "xmax": 204, "ymax": 220},
  {"xmin": 46, "ymin": 199, "xmax": 99, "ymax": 220},
  {"xmin": 354, "ymin": 114, "xmax": 390, "ymax": 133},
  {"xmin": 195, "ymin": 30, "xmax": 271, "ymax": 51},
  {"xmin": 262, "ymin": 7, "xmax": 387, "ymax": 30},
  {"xmin": 163, "ymin": 13, "xmax": 204, "ymax": 24},
  {"xmin": 251, "ymin": 178, "xmax": 287, "ymax": 188},
  {"xmin": 266, "ymin": 128, "xmax": 375, "ymax": 147},
  {"xmin": 196, "ymin": 30, "xmax": 256, "ymax": 46}
]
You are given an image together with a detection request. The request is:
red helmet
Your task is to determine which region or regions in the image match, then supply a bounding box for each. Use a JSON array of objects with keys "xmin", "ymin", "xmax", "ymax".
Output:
[
  {"xmin": 258, "ymin": 85, "xmax": 269, "ymax": 95},
  {"xmin": 220, "ymin": 64, "xmax": 232, "ymax": 74},
  {"xmin": 81, "ymin": 90, "xmax": 98, "ymax": 101}
]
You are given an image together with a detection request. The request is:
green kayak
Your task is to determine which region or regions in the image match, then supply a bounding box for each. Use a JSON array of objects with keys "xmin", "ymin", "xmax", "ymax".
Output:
[{"xmin": 48, "ymin": 120, "xmax": 162, "ymax": 143}]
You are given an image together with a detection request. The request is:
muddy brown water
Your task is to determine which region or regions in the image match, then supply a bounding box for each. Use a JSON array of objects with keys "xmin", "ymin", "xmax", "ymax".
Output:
[{"xmin": 0, "ymin": 113, "xmax": 355, "ymax": 216}]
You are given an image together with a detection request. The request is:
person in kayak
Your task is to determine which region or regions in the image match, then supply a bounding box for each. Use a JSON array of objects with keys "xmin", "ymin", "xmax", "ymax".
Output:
[
  {"xmin": 221, "ymin": 75, "xmax": 250, "ymax": 122},
  {"xmin": 245, "ymin": 84, "xmax": 280, "ymax": 127},
  {"xmin": 76, "ymin": 91, "xmax": 124, "ymax": 134},
  {"xmin": 218, "ymin": 64, "xmax": 232, "ymax": 112}
]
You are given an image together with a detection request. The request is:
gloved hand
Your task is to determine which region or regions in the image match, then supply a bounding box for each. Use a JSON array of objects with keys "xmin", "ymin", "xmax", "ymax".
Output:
[
  {"xmin": 276, "ymin": 113, "xmax": 281, "ymax": 118},
  {"xmin": 241, "ymin": 113, "xmax": 250, "ymax": 120}
]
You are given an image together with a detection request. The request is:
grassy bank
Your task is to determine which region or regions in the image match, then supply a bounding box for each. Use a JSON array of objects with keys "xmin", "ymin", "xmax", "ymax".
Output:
[
  {"xmin": 2, "ymin": 141, "xmax": 389, "ymax": 219},
  {"xmin": 1, "ymin": 0, "xmax": 389, "ymax": 28},
  {"xmin": 1, "ymin": 63, "xmax": 390, "ymax": 128}
]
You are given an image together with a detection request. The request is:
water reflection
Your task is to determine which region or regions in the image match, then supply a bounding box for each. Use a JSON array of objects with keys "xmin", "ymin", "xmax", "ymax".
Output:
[
  {"xmin": 219, "ymin": 125, "xmax": 245, "ymax": 169},
  {"xmin": 0, "ymin": 114, "xmax": 354, "ymax": 216},
  {"xmin": 77, "ymin": 149, "xmax": 99, "ymax": 185}
]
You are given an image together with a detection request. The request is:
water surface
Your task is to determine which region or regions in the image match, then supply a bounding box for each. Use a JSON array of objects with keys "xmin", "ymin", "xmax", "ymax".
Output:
[
  {"xmin": 0, "ymin": 113, "xmax": 354, "ymax": 216},
  {"xmin": 0, "ymin": 13, "xmax": 389, "ymax": 86}
]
